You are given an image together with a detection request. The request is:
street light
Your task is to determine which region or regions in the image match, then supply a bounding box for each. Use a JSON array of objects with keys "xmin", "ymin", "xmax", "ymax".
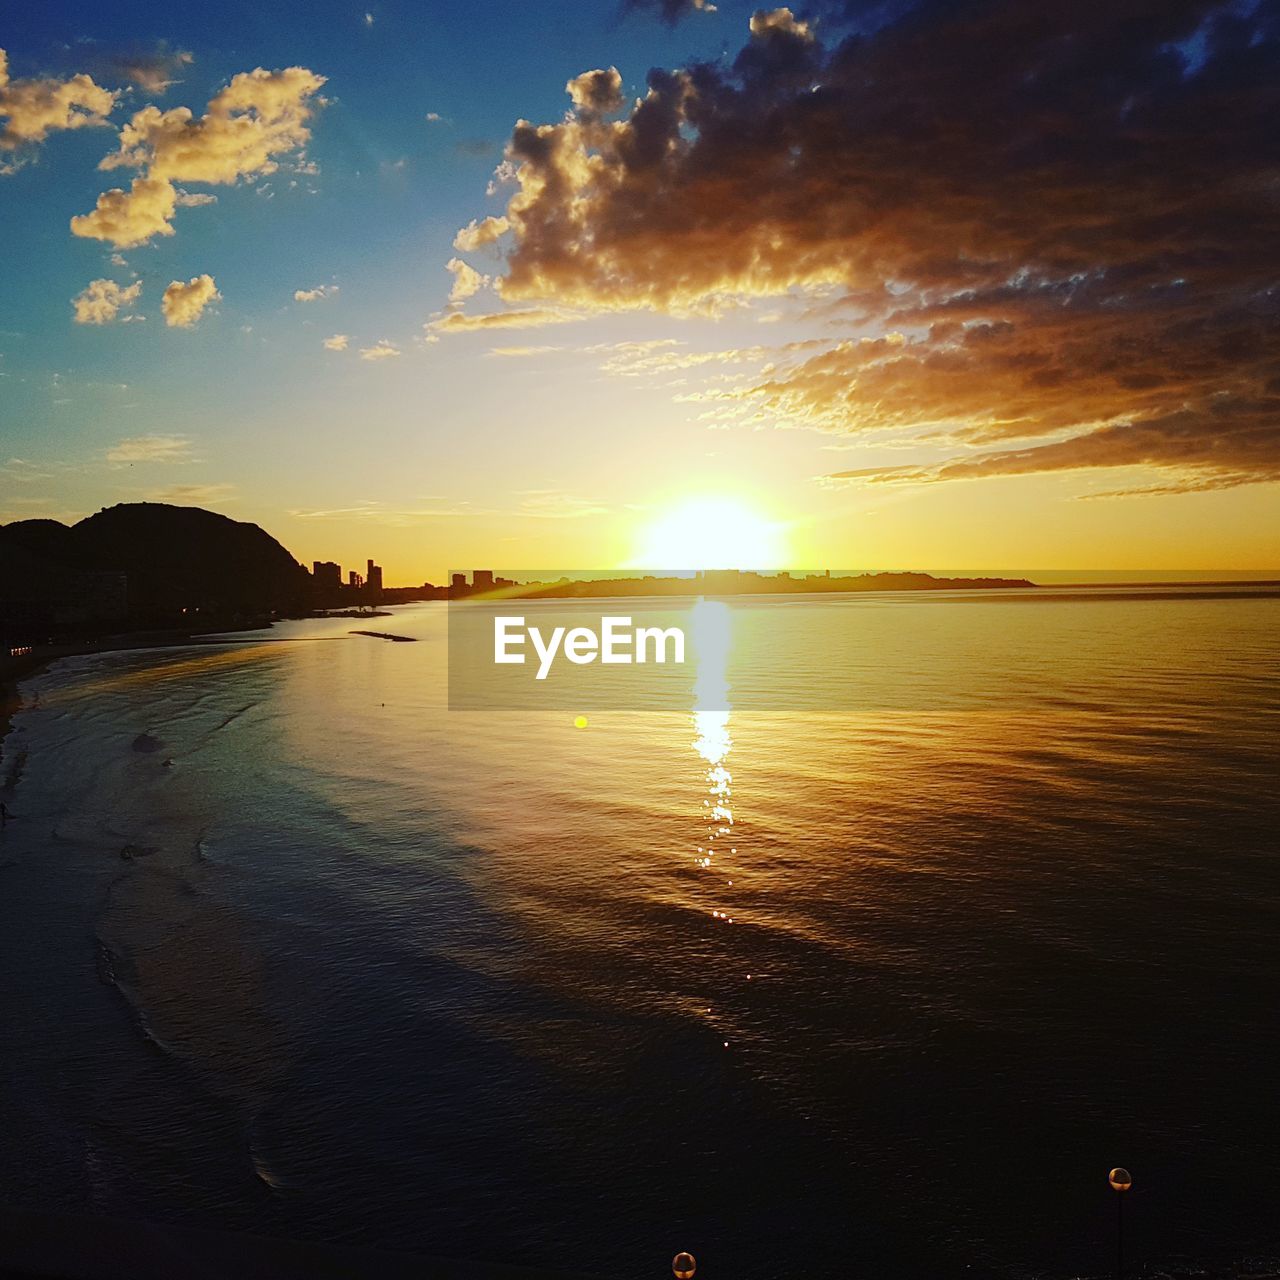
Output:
[
  {"xmin": 672, "ymin": 1252, "xmax": 697, "ymax": 1280},
  {"xmin": 1108, "ymin": 1168, "xmax": 1133, "ymax": 1279}
]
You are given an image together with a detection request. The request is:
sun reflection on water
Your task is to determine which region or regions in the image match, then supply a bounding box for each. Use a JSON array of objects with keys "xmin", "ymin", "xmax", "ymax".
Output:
[{"xmin": 691, "ymin": 602, "xmax": 733, "ymax": 880}]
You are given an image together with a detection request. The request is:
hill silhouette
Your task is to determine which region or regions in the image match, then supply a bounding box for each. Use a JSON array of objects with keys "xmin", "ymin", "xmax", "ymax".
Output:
[{"xmin": 1, "ymin": 503, "xmax": 309, "ymax": 623}]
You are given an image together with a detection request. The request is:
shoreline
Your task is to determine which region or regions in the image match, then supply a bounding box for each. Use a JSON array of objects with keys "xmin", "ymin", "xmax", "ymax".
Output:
[
  {"xmin": 0, "ymin": 620, "xmax": 286, "ymax": 779},
  {"xmin": 0, "ymin": 651, "xmax": 53, "ymax": 796}
]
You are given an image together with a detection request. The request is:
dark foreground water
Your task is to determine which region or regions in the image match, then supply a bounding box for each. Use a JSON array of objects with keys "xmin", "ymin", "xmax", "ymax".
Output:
[{"xmin": 1, "ymin": 588, "xmax": 1278, "ymax": 1278}]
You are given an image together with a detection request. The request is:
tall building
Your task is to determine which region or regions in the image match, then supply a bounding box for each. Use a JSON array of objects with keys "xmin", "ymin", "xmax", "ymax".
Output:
[
  {"xmin": 366, "ymin": 558, "xmax": 384, "ymax": 596},
  {"xmin": 450, "ymin": 572, "xmax": 466, "ymax": 594},
  {"xmin": 349, "ymin": 570, "xmax": 363, "ymax": 589},
  {"xmin": 312, "ymin": 560, "xmax": 342, "ymax": 594},
  {"xmin": 472, "ymin": 569, "xmax": 494, "ymax": 592}
]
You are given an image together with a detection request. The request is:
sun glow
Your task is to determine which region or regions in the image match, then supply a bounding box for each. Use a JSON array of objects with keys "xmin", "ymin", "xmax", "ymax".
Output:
[{"xmin": 638, "ymin": 498, "xmax": 787, "ymax": 570}]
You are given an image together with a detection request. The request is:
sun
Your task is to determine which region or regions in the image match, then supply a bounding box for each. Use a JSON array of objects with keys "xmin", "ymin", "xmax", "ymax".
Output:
[{"xmin": 638, "ymin": 497, "xmax": 788, "ymax": 570}]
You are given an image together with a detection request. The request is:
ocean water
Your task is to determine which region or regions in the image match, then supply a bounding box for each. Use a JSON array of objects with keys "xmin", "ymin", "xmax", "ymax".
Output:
[{"xmin": 1, "ymin": 588, "xmax": 1278, "ymax": 1278}]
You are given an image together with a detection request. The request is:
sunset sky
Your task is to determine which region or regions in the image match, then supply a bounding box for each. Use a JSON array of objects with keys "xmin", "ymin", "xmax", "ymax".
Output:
[{"xmin": 2, "ymin": 0, "xmax": 1277, "ymax": 582}]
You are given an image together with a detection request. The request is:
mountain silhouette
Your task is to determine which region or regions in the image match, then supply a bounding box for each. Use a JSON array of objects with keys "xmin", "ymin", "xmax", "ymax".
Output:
[{"xmin": 1, "ymin": 503, "xmax": 310, "ymax": 622}]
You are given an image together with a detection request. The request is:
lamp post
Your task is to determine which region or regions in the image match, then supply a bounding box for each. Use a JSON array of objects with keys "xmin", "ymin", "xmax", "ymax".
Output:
[
  {"xmin": 1108, "ymin": 1167, "xmax": 1133, "ymax": 1280},
  {"xmin": 672, "ymin": 1252, "xmax": 697, "ymax": 1280}
]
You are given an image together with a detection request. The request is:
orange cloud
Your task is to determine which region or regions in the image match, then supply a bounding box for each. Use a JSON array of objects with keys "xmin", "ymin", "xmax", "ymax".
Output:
[
  {"xmin": 426, "ymin": 307, "xmax": 579, "ymax": 334},
  {"xmin": 71, "ymin": 65, "xmax": 324, "ymax": 246},
  {"xmin": 72, "ymin": 278, "xmax": 142, "ymax": 325},
  {"xmin": 453, "ymin": 1, "xmax": 1280, "ymax": 494},
  {"xmin": 70, "ymin": 174, "xmax": 178, "ymax": 247},
  {"xmin": 101, "ymin": 66, "xmax": 325, "ymax": 183},
  {"xmin": 0, "ymin": 47, "xmax": 116, "ymax": 168},
  {"xmin": 161, "ymin": 274, "xmax": 220, "ymax": 328}
]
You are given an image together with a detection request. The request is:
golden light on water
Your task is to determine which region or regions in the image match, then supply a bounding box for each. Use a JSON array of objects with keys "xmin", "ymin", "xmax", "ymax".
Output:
[
  {"xmin": 639, "ymin": 497, "xmax": 787, "ymax": 570},
  {"xmin": 692, "ymin": 602, "xmax": 734, "ymax": 890}
]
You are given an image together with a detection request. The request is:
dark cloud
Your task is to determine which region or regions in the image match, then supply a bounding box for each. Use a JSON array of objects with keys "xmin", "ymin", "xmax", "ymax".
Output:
[
  {"xmin": 102, "ymin": 41, "xmax": 193, "ymax": 94},
  {"xmin": 461, "ymin": 0, "xmax": 1280, "ymax": 494},
  {"xmin": 624, "ymin": 0, "xmax": 718, "ymax": 26}
]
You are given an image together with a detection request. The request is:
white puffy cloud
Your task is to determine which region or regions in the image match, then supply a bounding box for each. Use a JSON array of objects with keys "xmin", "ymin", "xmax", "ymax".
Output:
[
  {"xmin": 359, "ymin": 340, "xmax": 400, "ymax": 361},
  {"xmin": 72, "ymin": 278, "xmax": 143, "ymax": 325},
  {"xmin": 295, "ymin": 284, "xmax": 338, "ymax": 302},
  {"xmin": 0, "ymin": 47, "xmax": 117, "ymax": 168},
  {"xmin": 161, "ymin": 274, "xmax": 220, "ymax": 328},
  {"xmin": 323, "ymin": 333, "xmax": 349, "ymax": 350}
]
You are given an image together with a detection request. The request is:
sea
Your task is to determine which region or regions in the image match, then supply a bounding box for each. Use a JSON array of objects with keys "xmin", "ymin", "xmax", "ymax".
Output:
[{"xmin": 1, "ymin": 585, "xmax": 1278, "ymax": 1279}]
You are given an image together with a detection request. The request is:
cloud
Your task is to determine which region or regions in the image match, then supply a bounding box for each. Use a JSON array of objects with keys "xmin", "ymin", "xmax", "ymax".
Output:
[
  {"xmin": 286, "ymin": 492, "xmax": 607, "ymax": 524},
  {"xmin": 104, "ymin": 43, "xmax": 193, "ymax": 94},
  {"xmin": 151, "ymin": 482, "xmax": 236, "ymax": 504},
  {"xmin": 747, "ymin": 6, "xmax": 811, "ymax": 40},
  {"xmin": 446, "ymin": 257, "xmax": 488, "ymax": 304},
  {"xmin": 70, "ymin": 174, "xmax": 179, "ymax": 247},
  {"xmin": 452, "ymin": 214, "xmax": 509, "ymax": 252},
  {"xmin": 288, "ymin": 499, "xmax": 485, "ymax": 524},
  {"xmin": 0, "ymin": 47, "xmax": 117, "ymax": 167},
  {"xmin": 323, "ymin": 333, "xmax": 349, "ymax": 350},
  {"xmin": 161, "ymin": 274, "xmax": 219, "ymax": 328},
  {"xmin": 454, "ymin": 1, "xmax": 1280, "ymax": 495},
  {"xmin": 566, "ymin": 67, "xmax": 625, "ymax": 116},
  {"xmin": 107, "ymin": 434, "xmax": 193, "ymax": 464},
  {"xmin": 425, "ymin": 111, "xmax": 444, "ymax": 123},
  {"xmin": 294, "ymin": 284, "xmax": 338, "ymax": 302},
  {"xmin": 515, "ymin": 489, "xmax": 610, "ymax": 519},
  {"xmin": 624, "ymin": 0, "xmax": 717, "ymax": 25},
  {"xmin": 426, "ymin": 307, "xmax": 579, "ymax": 334},
  {"xmin": 487, "ymin": 345, "xmax": 562, "ymax": 357},
  {"xmin": 101, "ymin": 66, "xmax": 326, "ymax": 183},
  {"xmin": 0, "ymin": 458, "xmax": 54, "ymax": 484},
  {"xmin": 359, "ymin": 340, "xmax": 400, "ymax": 360},
  {"xmin": 71, "ymin": 65, "xmax": 325, "ymax": 245},
  {"xmin": 72, "ymin": 278, "xmax": 143, "ymax": 325}
]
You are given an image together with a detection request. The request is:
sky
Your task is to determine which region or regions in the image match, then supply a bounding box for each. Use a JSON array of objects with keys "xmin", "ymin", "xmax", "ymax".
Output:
[{"xmin": 1, "ymin": 0, "xmax": 1278, "ymax": 583}]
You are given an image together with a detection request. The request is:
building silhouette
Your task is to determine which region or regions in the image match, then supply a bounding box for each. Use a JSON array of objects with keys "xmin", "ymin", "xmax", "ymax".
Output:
[{"xmin": 312, "ymin": 560, "xmax": 342, "ymax": 594}]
